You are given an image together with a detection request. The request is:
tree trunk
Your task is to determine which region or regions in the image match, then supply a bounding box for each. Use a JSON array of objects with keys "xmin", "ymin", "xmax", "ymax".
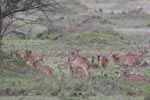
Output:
[
  {"xmin": 0, "ymin": 36, "xmax": 2, "ymax": 48},
  {"xmin": 0, "ymin": 6, "xmax": 3, "ymax": 48}
]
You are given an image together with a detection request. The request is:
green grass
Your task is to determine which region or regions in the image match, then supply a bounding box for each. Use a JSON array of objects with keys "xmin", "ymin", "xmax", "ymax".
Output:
[
  {"xmin": 1, "ymin": 30, "xmax": 150, "ymax": 99},
  {"xmin": 132, "ymin": 22, "xmax": 150, "ymax": 28},
  {"xmin": 2, "ymin": 1, "xmax": 150, "ymax": 99}
]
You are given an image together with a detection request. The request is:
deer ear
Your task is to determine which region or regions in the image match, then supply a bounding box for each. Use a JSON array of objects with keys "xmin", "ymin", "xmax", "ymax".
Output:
[
  {"xmin": 77, "ymin": 49, "xmax": 81, "ymax": 52},
  {"xmin": 72, "ymin": 49, "xmax": 80, "ymax": 55},
  {"xmin": 68, "ymin": 49, "xmax": 75, "ymax": 56}
]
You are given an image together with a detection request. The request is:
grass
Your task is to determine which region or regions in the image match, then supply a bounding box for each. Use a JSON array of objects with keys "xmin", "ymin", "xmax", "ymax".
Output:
[
  {"xmin": 132, "ymin": 22, "xmax": 150, "ymax": 28},
  {"xmin": 1, "ymin": 0, "xmax": 150, "ymax": 99},
  {"xmin": 1, "ymin": 28, "xmax": 150, "ymax": 99}
]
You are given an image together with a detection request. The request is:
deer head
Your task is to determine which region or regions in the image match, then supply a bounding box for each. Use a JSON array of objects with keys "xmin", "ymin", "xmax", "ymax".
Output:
[{"xmin": 68, "ymin": 49, "xmax": 81, "ymax": 60}]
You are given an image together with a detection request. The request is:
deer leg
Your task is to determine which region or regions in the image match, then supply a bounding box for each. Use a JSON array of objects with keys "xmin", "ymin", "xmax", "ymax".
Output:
[
  {"xmin": 118, "ymin": 67, "xmax": 123, "ymax": 78},
  {"xmin": 102, "ymin": 68, "xmax": 104, "ymax": 76},
  {"xmin": 118, "ymin": 67, "xmax": 125, "ymax": 78},
  {"xmin": 99, "ymin": 67, "xmax": 102, "ymax": 76},
  {"xmin": 131, "ymin": 67, "xmax": 137, "ymax": 74},
  {"xmin": 82, "ymin": 67, "xmax": 89, "ymax": 80},
  {"xmin": 132, "ymin": 66, "xmax": 139, "ymax": 74},
  {"xmin": 131, "ymin": 68, "xmax": 135, "ymax": 74}
]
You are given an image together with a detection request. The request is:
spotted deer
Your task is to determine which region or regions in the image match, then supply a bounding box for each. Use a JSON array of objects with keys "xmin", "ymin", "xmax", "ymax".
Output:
[
  {"xmin": 97, "ymin": 55, "xmax": 109, "ymax": 69},
  {"xmin": 32, "ymin": 59, "xmax": 54, "ymax": 74},
  {"xmin": 135, "ymin": 7, "xmax": 143, "ymax": 13},
  {"xmin": 26, "ymin": 50, "xmax": 36, "ymax": 67},
  {"xmin": 37, "ymin": 66, "xmax": 54, "ymax": 74},
  {"xmin": 84, "ymin": 6, "xmax": 95, "ymax": 14},
  {"xmin": 121, "ymin": 70, "xmax": 147, "ymax": 83},
  {"xmin": 26, "ymin": 50, "xmax": 54, "ymax": 74},
  {"xmin": 66, "ymin": 57, "xmax": 85, "ymax": 77},
  {"xmin": 68, "ymin": 49, "xmax": 91, "ymax": 79},
  {"xmin": 18, "ymin": 52, "xmax": 27, "ymax": 60},
  {"xmin": 9, "ymin": 45, "xmax": 26, "ymax": 60},
  {"xmin": 110, "ymin": 49, "xmax": 146, "ymax": 76}
]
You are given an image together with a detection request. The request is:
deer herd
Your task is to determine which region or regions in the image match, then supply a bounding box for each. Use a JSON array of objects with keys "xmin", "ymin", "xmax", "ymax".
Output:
[{"xmin": 12, "ymin": 47, "xmax": 150, "ymax": 83}]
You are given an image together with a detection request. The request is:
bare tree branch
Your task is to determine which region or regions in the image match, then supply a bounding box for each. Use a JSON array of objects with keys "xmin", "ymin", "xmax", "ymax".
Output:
[{"xmin": 1, "ymin": 18, "xmax": 17, "ymax": 36}]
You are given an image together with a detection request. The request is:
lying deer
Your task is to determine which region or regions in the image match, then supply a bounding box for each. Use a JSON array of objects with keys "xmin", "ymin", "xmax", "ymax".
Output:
[
  {"xmin": 135, "ymin": 7, "xmax": 143, "ymax": 13},
  {"xmin": 26, "ymin": 50, "xmax": 54, "ymax": 74},
  {"xmin": 19, "ymin": 52, "xmax": 27, "ymax": 60},
  {"xmin": 33, "ymin": 60, "xmax": 54, "ymax": 74},
  {"xmin": 26, "ymin": 50, "xmax": 36, "ymax": 67},
  {"xmin": 68, "ymin": 49, "xmax": 91, "ymax": 79},
  {"xmin": 110, "ymin": 49, "xmax": 145, "ymax": 76},
  {"xmin": 37, "ymin": 66, "xmax": 54, "ymax": 74},
  {"xmin": 121, "ymin": 70, "xmax": 147, "ymax": 83},
  {"xmin": 9, "ymin": 46, "xmax": 27, "ymax": 60}
]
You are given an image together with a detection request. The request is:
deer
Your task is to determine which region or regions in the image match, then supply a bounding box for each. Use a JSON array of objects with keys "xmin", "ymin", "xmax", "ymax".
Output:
[
  {"xmin": 97, "ymin": 55, "xmax": 109, "ymax": 69},
  {"xmin": 18, "ymin": 52, "xmax": 27, "ymax": 60},
  {"xmin": 68, "ymin": 49, "xmax": 91, "ymax": 79},
  {"xmin": 121, "ymin": 70, "xmax": 147, "ymax": 83},
  {"xmin": 110, "ymin": 49, "xmax": 146, "ymax": 77},
  {"xmin": 26, "ymin": 50, "xmax": 54, "ymax": 74},
  {"xmin": 84, "ymin": 6, "xmax": 96, "ymax": 14},
  {"xmin": 32, "ymin": 59, "xmax": 54, "ymax": 74},
  {"xmin": 37, "ymin": 66, "xmax": 54, "ymax": 74},
  {"xmin": 9, "ymin": 45, "xmax": 27, "ymax": 60},
  {"xmin": 135, "ymin": 7, "xmax": 143, "ymax": 13},
  {"xmin": 121, "ymin": 10, "xmax": 127, "ymax": 15},
  {"xmin": 25, "ymin": 50, "xmax": 36, "ymax": 67},
  {"xmin": 97, "ymin": 54, "xmax": 109, "ymax": 76},
  {"xmin": 66, "ymin": 57, "xmax": 85, "ymax": 77}
]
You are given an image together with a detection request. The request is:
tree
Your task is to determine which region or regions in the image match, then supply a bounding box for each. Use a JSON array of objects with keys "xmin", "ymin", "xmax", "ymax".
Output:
[{"xmin": 0, "ymin": 0, "xmax": 65, "ymax": 48}]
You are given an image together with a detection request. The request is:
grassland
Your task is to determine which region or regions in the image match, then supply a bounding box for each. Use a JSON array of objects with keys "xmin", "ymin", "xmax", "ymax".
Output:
[
  {"xmin": 1, "ymin": 28, "xmax": 150, "ymax": 100},
  {"xmin": 1, "ymin": 0, "xmax": 150, "ymax": 100}
]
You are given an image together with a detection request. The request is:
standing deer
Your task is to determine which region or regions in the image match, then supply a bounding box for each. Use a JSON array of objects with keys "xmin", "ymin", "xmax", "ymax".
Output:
[
  {"xmin": 68, "ymin": 49, "xmax": 91, "ymax": 79},
  {"xmin": 97, "ymin": 55, "xmax": 109, "ymax": 69},
  {"xmin": 110, "ymin": 49, "xmax": 145, "ymax": 76},
  {"xmin": 66, "ymin": 57, "xmax": 85, "ymax": 77},
  {"xmin": 97, "ymin": 54, "xmax": 109, "ymax": 76}
]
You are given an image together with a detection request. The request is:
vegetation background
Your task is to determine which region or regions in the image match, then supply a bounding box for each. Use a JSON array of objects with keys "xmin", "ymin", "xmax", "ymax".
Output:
[{"xmin": 1, "ymin": 0, "xmax": 150, "ymax": 100}]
